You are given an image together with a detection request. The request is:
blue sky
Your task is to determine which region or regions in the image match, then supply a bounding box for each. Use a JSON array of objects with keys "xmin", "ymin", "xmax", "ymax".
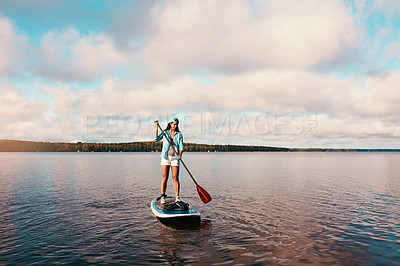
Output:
[{"xmin": 1, "ymin": 0, "xmax": 400, "ymax": 148}]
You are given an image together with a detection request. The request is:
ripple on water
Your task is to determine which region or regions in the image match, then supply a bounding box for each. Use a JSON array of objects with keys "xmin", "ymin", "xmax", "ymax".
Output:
[{"xmin": 1, "ymin": 152, "xmax": 400, "ymax": 264}]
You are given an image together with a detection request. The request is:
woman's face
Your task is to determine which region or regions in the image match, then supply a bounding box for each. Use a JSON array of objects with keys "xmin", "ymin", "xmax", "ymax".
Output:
[{"xmin": 170, "ymin": 122, "xmax": 178, "ymax": 130}]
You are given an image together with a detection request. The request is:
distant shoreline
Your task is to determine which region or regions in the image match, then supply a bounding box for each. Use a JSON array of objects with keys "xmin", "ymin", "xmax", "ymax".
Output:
[{"xmin": 1, "ymin": 140, "xmax": 399, "ymax": 152}]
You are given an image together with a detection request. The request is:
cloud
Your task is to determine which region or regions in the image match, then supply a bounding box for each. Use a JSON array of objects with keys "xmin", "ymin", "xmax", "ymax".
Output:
[
  {"xmin": 352, "ymin": 0, "xmax": 400, "ymax": 70},
  {"xmin": 43, "ymin": 70, "xmax": 338, "ymax": 115},
  {"xmin": 3, "ymin": 67, "xmax": 400, "ymax": 147},
  {"xmin": 35, "ymin": 67, "xmax": 400, "ymax": 146},
  {"xmin": 384, "ymin": 34, "xmax": 400, "ymax": 64},
  {"xmin": 36, "ymin": 28, "xmax": 130, "ymax": 81},
  {"xmin": 0, "ymin": 85, "xmax": 44, "ymax": 120},
  {"xmin": 42, "ymin": 68, "xmax": 400, "ymax": 121},
  {"xmin": 0, "ymin": 1, "xmax": 399, "ymax": 148},
  {"xmin": 0, "ymin": 15, "xmax": 28, "ymax": 76},
  {"xmin": 140, "ymin": 0, "xmax": 360, "ymax": 78},
  {"xmin": 0, "ymin": 83, "xmax": 48, "ymax": 140},
  {"xmin": 0, "ymin": 81, "xmax": 106, "ymax": 142},
  {"xmin": 106, "ymin": 1, "xmax": 164, "ymax": 50},
  {"xmin": 198, "ymin": 70, "xmax": 344, "ymax": 113},
  {"xmin": 353, "ymin": 70, "xmax": 400, "ymax": 117},
  {"xmin": 372, "ymin": 0, "xmax": 400, "ymax": 13}
]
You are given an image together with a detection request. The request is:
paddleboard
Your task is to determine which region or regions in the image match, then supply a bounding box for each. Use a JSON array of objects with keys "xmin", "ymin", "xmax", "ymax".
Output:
[{"xmin": 151, "ymin": 196, "xmax": 201, "ymax": 227}]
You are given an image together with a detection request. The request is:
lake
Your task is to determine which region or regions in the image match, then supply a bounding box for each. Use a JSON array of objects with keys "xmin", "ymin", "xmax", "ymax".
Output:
[{"xmin": 0, "ymin": 152, "xmax": 399, "ymax": 264}]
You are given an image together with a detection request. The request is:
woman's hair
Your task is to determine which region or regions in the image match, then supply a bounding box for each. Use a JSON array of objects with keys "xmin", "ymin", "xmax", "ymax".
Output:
[{"xmin": 165, "ymin": 122, "xmax": 180, "ymax": 132}]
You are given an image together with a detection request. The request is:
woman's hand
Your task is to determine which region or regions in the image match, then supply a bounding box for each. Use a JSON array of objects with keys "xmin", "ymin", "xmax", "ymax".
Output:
[
  {"xmin": 154, "ymin": 120, "xmax": 159, "ymax": 127},
  {"xmin": 177, "ymin": 151, "xmax": 183, "ymax": 160}
]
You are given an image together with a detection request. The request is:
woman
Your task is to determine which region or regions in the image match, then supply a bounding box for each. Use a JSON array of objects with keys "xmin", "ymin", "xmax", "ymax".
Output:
[{"xmin": 154, "ymin": 117, "xmax": 184, "ymax": 204}]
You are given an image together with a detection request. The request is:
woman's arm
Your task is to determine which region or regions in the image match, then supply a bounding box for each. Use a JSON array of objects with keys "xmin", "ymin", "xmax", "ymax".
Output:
[
  {"xmin": 153, "ymin": 121, "xmax": 163, "ymax": 141},
  {"xmin": 154, "ymin": 120, "xmax": 159, "ymax": 138},
  {"xmin": 177, "ymin": 133, "xmax": 184, "ymax": 159}
]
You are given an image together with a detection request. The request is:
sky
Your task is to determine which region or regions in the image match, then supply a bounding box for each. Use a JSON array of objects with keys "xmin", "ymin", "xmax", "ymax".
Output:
[{"xmin": 0, "ymin": 0, "xmax": 400, "ymax": 148}]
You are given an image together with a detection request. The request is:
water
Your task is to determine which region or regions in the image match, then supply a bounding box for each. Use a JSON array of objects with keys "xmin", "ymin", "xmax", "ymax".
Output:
[{"xmin": 0, "ymin": 152, "xmax": 399, "ymax": 265}]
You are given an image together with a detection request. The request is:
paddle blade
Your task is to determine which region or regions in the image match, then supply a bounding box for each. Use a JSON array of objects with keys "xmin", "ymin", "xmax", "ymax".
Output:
[{"xmin": 197, "ymin": 185, "xmax": 212, "ymax": 204}]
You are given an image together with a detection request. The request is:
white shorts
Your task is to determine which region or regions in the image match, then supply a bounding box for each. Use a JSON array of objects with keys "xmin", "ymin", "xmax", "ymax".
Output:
[{"xmin": 161, "ymin": 156, "xmax": 180, "ymax": 167}]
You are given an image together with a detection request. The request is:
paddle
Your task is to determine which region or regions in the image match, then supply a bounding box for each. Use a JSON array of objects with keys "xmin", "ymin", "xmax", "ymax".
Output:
[{"xmin": 155, "ymin": 121, "xmax": 212, "ymax": 204}]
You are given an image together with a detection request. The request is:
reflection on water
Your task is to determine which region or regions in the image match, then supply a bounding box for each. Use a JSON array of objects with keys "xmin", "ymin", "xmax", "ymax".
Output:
[
  {"xmin": 0, "ymin": 152, "xmax": 400, "ymax": 264},
  {"xmin": 157, "ymin": 219, "xmax": 212, "ymax": 264}
]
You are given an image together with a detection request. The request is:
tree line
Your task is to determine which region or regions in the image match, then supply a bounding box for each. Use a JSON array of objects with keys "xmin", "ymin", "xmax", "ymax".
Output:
[
  {"xmin": 0, "ymin": 140, "xmax": 289, "ymax": 152},
  {"xmin": 1, "ymin": 140, "xmax": 398, "ymax": 152}
]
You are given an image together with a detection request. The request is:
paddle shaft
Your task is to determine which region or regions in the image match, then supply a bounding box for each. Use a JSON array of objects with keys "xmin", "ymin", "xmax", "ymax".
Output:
[{"xmin": 156, "ymin": 123, "xmax": 199, "ymax": 186}]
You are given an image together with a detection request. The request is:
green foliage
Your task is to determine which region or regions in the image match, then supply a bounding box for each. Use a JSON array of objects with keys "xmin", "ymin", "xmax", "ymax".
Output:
[{"xmin": 0, "ymin": 140, "xmax": 286, "ymax": 152}]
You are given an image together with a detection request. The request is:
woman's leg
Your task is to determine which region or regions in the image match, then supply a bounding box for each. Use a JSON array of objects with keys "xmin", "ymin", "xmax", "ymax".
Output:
[
  {"xmin": 161, "ymin": 165, "xmax": 170, "ymax": 195},
  {"xmin": 171, "ymin": 166, "xmax": 180, "ymax": 198}
]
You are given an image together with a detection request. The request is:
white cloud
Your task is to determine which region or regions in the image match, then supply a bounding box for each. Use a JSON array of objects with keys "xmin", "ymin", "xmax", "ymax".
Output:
[
  {"xmin": 199, "ymin": 70, "xmax": 345, "ymax": 113},
  {"xmin": 37, "ymin": 28, "xmax": 130, "ymax": 81},
  {"xmin": 41, "ymin": 68, "xmax": 400, "ymax": 121},
  {"xmin": 0, "ymin": 83, "xmax": 48, "ymax": 140},
  {"xmin": 0, "ymin": 84, "xmax": 44, "ymax": 120},
  {"xmin": 1, "ymin": 1, "xmax": 399, "ymax": 148},
  {"xmin": 41, "ymin": 67, "xmax": 400, "ymax": 146},
  {"xmin": 2, "ymin": 67, "xmax": 400, "ymax": 147},
  {"xmin": 357, "ymin": 71, "xmax": 400, "ymax": 116},
  {"xmin": 53, "ymin": 70, "xmax": 338, "ymax": 115},
  {"xmin": 142, "ymin": 0, "xmax": 360, "ymax": 77},
  {"xmin": 0, "ymin": 15, "xmax": 28, "ymax": 76}
]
